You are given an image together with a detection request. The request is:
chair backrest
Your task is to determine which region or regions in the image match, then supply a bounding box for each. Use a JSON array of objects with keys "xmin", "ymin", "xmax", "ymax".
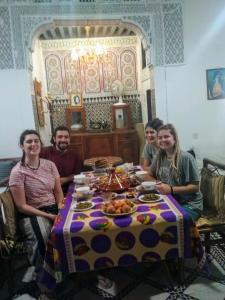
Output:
[
  {"xmin": 0, "ymin": 190, "xmax": 18, "ymax": 238},
  {"xmin": 200, "ymin": 158, "xmax": 225, "ymax": 217},
  {"xmin": 187, "ymin": 149, "xmax": 196, "ymax": 158}
]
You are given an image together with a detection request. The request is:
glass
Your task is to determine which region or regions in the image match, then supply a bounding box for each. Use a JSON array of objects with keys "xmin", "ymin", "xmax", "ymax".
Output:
[{"xmin": 102, "ymin": 191, "xmax": 112, "ymax": 204}]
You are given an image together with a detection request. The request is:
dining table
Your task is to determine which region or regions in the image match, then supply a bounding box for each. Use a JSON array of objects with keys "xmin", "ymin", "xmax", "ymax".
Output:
[{"xmin": 40, "ymin": 183, "xmax": 206, "ymax": 289}]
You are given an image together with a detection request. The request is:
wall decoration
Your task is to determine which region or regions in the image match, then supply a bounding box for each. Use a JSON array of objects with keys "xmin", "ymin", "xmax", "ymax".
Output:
[
  {"xmin": 42, "ymin": 39, "xmax": 138, "ymax": 98},
  {"xmin": 70, "ymin": 93, "xmax": 83, "ymax": 107},
  {"xmin": 0, "ymin": 1, "xmax": 184, "ymax": 69},
  {"xmin": 45, "ymin": 54, "xmax": 64, "ymax": 96},
  {"xmin": 33, "ymin": 78, "xmax": 45, "ymax": 127},
  {"xmin": 206, "ymin": 68, "xmax": 225, "ymax": 100},
  {"xmin": 51, "ymin": 95, "xmax": 142, "ymax": 132}
]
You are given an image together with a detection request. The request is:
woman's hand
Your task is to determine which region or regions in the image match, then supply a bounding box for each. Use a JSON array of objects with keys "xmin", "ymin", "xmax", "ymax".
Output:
[
  {"xmin": 47, "ymin": 214, "xmax": 57, "ymax": 222},
  {"xmin": 155, "ymin": 182, "xmax": 171, "ymax": 195}
]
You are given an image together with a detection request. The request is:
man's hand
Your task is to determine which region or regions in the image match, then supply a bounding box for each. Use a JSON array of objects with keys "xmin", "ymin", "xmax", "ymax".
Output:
[{"xmin": 60, "ymin": 174, "xmax": 74, "ymax": 185}]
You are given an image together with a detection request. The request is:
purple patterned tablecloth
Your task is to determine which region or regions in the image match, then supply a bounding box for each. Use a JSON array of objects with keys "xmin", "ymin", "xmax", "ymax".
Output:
[{"xmin": 40, "ymin": 184, "xmax": 205, "ymax": 289}]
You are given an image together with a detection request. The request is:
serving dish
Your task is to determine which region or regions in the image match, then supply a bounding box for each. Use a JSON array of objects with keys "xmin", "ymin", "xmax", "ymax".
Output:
[
  {"xmin": 102, "ymin": 207, "xmax": 136, "ymax": 217},
  {"xmin": 95, "ymin": 167, "xmax": 130, "ymax": 192},
  {"xmin": 138, "ymin": 194, "xmax": 161, "ymax": 203},
  {"xmin": 102, "ymin": 199, "xmax": 136, "ymax": 216},
  {"xmin": 71, "ymin": 201, "xmax": 94, "ymax": 211},
  {"xmin": 111, "ymin": 192, "xmax": 118, "ymax": 199}
]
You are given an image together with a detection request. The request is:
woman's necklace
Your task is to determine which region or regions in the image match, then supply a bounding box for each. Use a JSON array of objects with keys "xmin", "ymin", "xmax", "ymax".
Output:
[
  {"xmin": 166, "ymin": 152, "xmax": 174, "ymax": 160},
  {"xmin": 25, "ymin": 159, "xmax": 40, "ymax": 170}
]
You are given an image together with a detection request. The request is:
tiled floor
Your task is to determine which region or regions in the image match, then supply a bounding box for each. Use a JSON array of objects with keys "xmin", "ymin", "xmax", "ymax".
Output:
[{"xmin": 1, "ymin": 235, "xmax": 225, "ymax": 300}]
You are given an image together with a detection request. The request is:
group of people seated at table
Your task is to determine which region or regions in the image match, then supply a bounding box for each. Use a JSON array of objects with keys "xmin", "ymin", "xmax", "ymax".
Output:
[{"xmin": 7, "ymin": 119, "xmax": 203, "ymax": 289}]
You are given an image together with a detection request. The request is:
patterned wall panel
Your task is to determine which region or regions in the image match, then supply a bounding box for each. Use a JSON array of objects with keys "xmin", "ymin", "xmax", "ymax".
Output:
[
  {"xmin": 51, "ymin": 99, "xmax": 69, "ymax": 130},
  {"xmin": 120, "ymin": 50, "xmax": 137, "ymax": 91},
  {"xmin": 45, "ymin": 54, "xmax": 64, "ymax": 95},
  {"xmin": 51, "ymin": 95, "xmax": 142, "ymax": 131},
  {"xmin": 0, "ymin": 7, "xmax": 13, "ymax": 69},
  {"xmin": 64, "ymin": 54, "xmax": 82, "ymax": 94},
  {"xmin": 43, "ymin": 45, "xmax": 138, "ymax": 97},
  {"xmin": 102, "ymin": 52, "xmax": 118, "ymax": 92},
  {"xmin": 83, "ymin": 61, "xmax": 101, "ymax": 94},
  {"xmin": 0, "ymin": 1, "xmax": 184, "ymax": 70},
  {"xmin": 163, "ymin": 3, "xmax": 184, "ymax": 65}
]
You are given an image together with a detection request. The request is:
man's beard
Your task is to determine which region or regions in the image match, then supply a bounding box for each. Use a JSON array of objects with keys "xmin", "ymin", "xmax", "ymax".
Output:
[{"xmin": 56, "ymin": 142, "xmax": 69, "ymax": 151}]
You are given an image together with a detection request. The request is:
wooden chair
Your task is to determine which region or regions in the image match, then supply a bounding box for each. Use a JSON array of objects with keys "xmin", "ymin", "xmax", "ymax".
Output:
[{"xmin": 196, "ymin": 158, "xmax": 225, "ymax": 253}]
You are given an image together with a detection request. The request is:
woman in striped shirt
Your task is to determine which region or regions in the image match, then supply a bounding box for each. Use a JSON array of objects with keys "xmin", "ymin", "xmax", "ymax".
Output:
[{"xmin": 9, "ymin": 129, "xmax": 64, "ymax": 283}]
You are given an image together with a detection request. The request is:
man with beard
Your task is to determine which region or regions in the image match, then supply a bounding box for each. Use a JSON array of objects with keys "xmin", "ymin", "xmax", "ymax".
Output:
[{"xmin": 41, "ymin": 126, "xmax": 81, "ymax": 194}]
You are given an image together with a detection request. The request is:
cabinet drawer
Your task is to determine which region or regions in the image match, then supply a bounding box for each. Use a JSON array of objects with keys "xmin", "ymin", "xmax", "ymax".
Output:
[{"xmin": 118, "ymin": 134, "xmax": 132, "ymax": 141}]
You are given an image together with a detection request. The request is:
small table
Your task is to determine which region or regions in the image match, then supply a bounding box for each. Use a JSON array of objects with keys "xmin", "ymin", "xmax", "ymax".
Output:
[{"xmin": 84, "ymin": 156, "xmax": 123, "ymax": 167}]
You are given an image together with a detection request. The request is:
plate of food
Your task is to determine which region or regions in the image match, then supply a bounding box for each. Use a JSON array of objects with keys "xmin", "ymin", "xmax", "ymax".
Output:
[
  {"xmin": 138, "ymin": 193, "xmax": 161, "ymax": 203},
  {"xmin": 71, "ymin": 201, "xmax": 94, "ymax": 211},
  {"xmin": 125, "ymin": 190, "xmax": 138, "ymax": 199},
  {"xmin": 112, "ymin": 192, "xmax": 118, "ymax": 199},
  {"xmin": 102, "ymin": 199, "xmax": 136, "ymax": 216}
]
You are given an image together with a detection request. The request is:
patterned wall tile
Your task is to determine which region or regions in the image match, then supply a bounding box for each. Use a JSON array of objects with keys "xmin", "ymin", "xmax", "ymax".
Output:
[
  {"xmin": 1, "ymin": 1, "xmax": 184, "ymax": 70},
  {"xmin": 0, "ymin": 7, "xmax": 13, "ymax": 69},
  {"xmin": 51, "ymin": 95, "xmax": 142, "ymax": 131},
  {"xmin": 163, "ymin": 3, "xmax": 184, "ymax": 65}
]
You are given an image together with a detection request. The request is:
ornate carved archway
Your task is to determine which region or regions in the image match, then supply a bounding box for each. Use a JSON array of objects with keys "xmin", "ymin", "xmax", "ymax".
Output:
[{"xmin": 0, "ymin": 0, "xmax": 184, "ymax": 70}]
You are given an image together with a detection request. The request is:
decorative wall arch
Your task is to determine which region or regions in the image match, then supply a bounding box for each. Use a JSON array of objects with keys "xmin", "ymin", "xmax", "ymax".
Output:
[{"xmin": 0, "ymin": 0, "xmax": 184, "ymax": 70}]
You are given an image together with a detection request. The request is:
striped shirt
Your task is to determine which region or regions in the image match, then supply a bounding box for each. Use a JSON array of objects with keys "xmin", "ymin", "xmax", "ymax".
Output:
[{"xmin": 9, "ymin": 158, "xmax": 59, "ymax": 209}]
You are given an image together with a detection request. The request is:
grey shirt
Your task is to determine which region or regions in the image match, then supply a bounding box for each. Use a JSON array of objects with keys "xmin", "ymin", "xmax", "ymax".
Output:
[
  {"xmin": 150, "ymin": 151, "xmax": 203, "ymax": 211},
  {"xmin": 142, "ymin": 143, "xmax": 158, "ymax": 163}
]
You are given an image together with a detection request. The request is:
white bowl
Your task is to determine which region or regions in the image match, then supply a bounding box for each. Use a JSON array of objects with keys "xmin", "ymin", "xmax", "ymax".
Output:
[
  {"xmin": 135, "ymin": 170, "xmax": 148, "ymax": 180},
  {"xmin": 75, "ymin": 186, "xmax": 93, "ymax": 201},
  {"xmin": 71, "ymin": 124, "xmax": 83, "ymax": 130},
  {"xmin": 141, "ymin": 181, "xmax": 156, "ymax": 191},
  {"xmin": 76, "ymin": 186, "xmax": 90, "ymax": 193},
  {"xmin": 74, "ymin": 174, "xmax": 86, "ymax": 184}
]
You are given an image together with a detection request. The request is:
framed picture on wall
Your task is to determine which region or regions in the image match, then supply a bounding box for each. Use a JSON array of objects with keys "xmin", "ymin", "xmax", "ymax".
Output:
[
  {"xmin": 70, "ymin": 93, "xmax": 83, "ymax": 107},
  {"xmin": 206, "ymin": 68, "xmax": 225, "ymax": 100}
]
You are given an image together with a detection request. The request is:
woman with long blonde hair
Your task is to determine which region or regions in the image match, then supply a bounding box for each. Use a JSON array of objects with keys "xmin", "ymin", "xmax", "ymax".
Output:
[{"xmin": 149, "ymin": 124, "xmax": 202, "ymax": 221}]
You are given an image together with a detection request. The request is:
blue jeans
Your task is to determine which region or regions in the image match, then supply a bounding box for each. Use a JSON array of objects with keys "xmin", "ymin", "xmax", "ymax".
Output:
[{"xmin": 182, "ymin": 204, "xmax": 201, "ymax": 221}]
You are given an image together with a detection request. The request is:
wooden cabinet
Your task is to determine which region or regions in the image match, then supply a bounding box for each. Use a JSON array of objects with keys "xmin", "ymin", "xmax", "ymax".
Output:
[
  {"xmin": 69, "ymin": 129, "xmax": 139, "ymax": 166},
  {"xmin": 116, "ymin": 131, "xmax": 139, "ymax": 164}
]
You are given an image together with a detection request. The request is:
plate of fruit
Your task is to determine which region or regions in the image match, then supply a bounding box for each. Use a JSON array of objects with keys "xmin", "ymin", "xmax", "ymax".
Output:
[{"xmin": 102, "ymin": 199, "xmax": 136, "ymax": 216}]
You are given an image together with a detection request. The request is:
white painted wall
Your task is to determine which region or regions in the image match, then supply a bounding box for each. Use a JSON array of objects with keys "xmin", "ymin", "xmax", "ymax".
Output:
[
  {"xmin": 0, "ymin": 70, "xmax": 35, "ymax": 158},
  {"xmin": 155, "ymin": 0, "xmax": 225, "ymax": 165}
]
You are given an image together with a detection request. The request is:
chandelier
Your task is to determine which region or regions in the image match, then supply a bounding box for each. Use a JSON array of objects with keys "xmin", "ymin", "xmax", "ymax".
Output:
[{"xmin": 71, "ymin": 26, "xmax": 107, "ymax": 64}]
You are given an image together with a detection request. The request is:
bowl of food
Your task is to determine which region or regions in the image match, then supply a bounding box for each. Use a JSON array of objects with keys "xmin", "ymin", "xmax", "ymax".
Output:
[
  {"xmin": 102, "ymin": 199, "xmax": 136, "ymax": 216},
  {"xmin": 96, "ymin": 167, "xmax": 130, "ymax": 192},
  {"xmin": 141, "ymin": 181, "xmax": 156, "ymax": 191},
  {"xmin": 74, "ymin": 174, "xmax": 87, "ymax": 185},
  {"xmin": 75, "ymin": 186, "xmax": 94, "ymax": 201},
  {"xmin": 135, "ymin": 170, "xmax": 148, "ymax": 180},
  {"xmin": 138, "ymin": 193, "xmax": 161, "ymax": 203},
  {"xmin": 71, "ymin": 200, "xmax": 94, "ymax": 211}
]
